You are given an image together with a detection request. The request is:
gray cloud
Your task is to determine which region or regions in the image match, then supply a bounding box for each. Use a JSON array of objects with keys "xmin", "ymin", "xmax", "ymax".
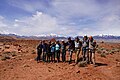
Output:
[{"xmin": 0, "ymin": 0, "xmax": 120, "ymax": 36}]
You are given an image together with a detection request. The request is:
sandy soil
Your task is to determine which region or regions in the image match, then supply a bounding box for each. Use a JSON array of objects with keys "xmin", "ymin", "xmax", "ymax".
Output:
[{"xmin": 0, "ymin": 40, "xmax": 120, "ymax": 80}]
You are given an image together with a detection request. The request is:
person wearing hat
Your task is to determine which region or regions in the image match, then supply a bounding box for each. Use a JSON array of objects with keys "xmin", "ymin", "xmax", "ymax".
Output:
[
  {"xmin": 82, "ymin": 36, "xmax": 89, "ymax": 63},
  {"xmin": 66, "ymin": 37, "xmax": 75, "ymax": 64},
  {"xmin": 74, "ymin": 37, "xmax": 82, "ymax": 64},
  {"xmin": 88, "ymin": 36, "xmax": 97, "ymax": 65}
]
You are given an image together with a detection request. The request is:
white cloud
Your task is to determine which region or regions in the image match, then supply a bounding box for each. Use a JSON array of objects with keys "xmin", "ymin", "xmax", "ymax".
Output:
[
  {"xmin": 0, "ymin": 16, "xmax": 8, "ymax": 33},
  {"xmin": 1, "ymin": 0, "xmax": 120, "ymax": 36},
  {"xmin": 11, "ymin": 11, "xmax": 59, "ymax": 35}
]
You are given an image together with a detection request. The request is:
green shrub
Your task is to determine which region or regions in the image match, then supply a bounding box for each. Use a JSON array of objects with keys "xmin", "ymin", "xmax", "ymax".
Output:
[
  {"xmin": 78, "ymin": 61, "xmax": 87, "ymax": 67},
  {"xmin": 101, "ymin": 53, "xmax": 106, "ymax": 58},
  {"xmin": 0, "ymin": 55, "xmax": 10, "ymax": 61},
  {"xmin": 11, "ymin": 52, "xmax": 17, "ymax": 57},
  {"xmin": 31, "ymin": 50, "xmax": 36, "ymax": 54},
  {"xmin": 1, "ymin": 57, "xmax": 6, "ymax": 61},
  {"xmin": 3, "ymin": 51, "xmax": 11, "ymax": 54}
]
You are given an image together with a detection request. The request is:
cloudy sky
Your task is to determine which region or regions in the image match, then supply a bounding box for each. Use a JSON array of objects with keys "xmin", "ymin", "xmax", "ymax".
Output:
[{"xmin": 0, "ymin": 0, "xmax": 120, "ymax": 36}]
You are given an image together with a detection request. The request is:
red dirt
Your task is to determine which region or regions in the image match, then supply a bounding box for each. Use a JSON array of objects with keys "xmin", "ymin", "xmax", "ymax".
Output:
[{"xmin": 0, "ymin": 40, "xmax": 120, "ymax": 80}]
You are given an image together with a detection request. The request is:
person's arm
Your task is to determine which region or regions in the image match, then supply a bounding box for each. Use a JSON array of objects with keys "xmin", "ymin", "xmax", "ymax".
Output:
[{"xmin": 37, "ymin": 44, "xmax": 40, "ymax": 50}]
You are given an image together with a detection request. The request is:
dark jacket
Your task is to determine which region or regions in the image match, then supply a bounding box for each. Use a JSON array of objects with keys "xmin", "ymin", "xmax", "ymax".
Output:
[
  {"xmin": 66, "ymin": 40, "xmax": 75, "ymax": 50},
  {"xmin": 37, "ymin": 44, "xmax": 43, "ymax": 52},
  {"xmin": 43, "ymin": 43, "xmax": 48, "ymax": 52}
]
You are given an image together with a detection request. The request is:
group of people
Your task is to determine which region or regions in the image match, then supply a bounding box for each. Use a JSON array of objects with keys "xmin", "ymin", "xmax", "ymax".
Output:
[{"xmin": 36, "ymin": 36, "xmax": 97, "ymax": 65}]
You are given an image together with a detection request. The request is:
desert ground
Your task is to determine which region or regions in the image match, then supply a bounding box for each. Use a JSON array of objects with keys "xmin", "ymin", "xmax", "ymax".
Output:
[{"xmin": 0, "ymin": 39, "xmax": 120, "ymax": 80}]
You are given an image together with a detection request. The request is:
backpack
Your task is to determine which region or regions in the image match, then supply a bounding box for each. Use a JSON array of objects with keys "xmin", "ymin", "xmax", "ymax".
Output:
[{"xmin": 51, "ymin": 46, "xmax": 55, "ymax": 52}]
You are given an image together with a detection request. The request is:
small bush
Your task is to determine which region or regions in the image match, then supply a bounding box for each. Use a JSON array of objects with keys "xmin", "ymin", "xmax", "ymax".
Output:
[
  {"xmin": 3, "ymin": 51, "xmax": 11, "ymax": 54},
  {"xmin": 78, "ymin": 61, "xmax": 87, "ymax": 67},
  {"xmin": 11, "ymin": 52, "xmax": 17, "ymax": 57},
  {"xmin": 5, "ymin": 56, "xmax": 11, "ymax": 59},
  {"xmin": 1, "ymin": 57, "xmax": 6, "ymax": 61},
  {"xmin": 101, "ymin": 53, "xmax": 106, "ymax": 58},
  {"xmin": 31, "ymin": 50, "xmax": 36, "ymax": 54},
  {"xmin": 5, "ymin": 45, "xmax": 10, "ymax": 49},
  {"xmin": 97, "ymin": 49, "xmax": 102, "ymax": 54},
  {"xmin": 0, "ymin": 55, "xmax": 10, "ymax": 61}
]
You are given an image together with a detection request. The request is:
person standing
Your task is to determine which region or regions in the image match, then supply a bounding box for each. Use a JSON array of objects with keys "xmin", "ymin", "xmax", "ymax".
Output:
[
  {"xmin": 51, "ymin": 42, "xmax": 56, "ymax": 62},
  {"xmin": 55, "ymin": 41, "xmax": 61, "ymax": 62},
  {"xmin": 36, "ymin": 41, "xmax": 43, "ymax": 63},
  {"xmin": 74, "ymin": 37, "xmax": 82, "ymax": 64},
  {"xmin": 66, "ymin": 37, "xmax": 75, "ymax": 64},
  {"xmin": 42, "ymin": 40, "xmax": 48, "ymax": 62},
  {"xmin": 47, "ymin": 41, "xmax": 51, "ymax": 62},
  {"xmin": 88, "ymin": 36, "xmax": 97, "ymax": 65},
  {"xmin": 61, "ymin": 40, "xmax": 67, "ymax": 62},
  {"xmin": 82, "ymin": 36, "xmax": 89, "ymax": 63}
]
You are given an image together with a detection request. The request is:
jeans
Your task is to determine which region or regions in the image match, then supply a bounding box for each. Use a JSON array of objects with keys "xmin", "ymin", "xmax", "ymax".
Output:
[
  {"xmin": 42, "ymin": 52, "xmax": 47, "ymax": 62},
  {"xmin": 56, "ymin": 50, "xmax": 60, "ymax": 62},
  {"xmin": 51, "ymin": 52, "xmax": 55, "ymax": 62},
  {"xmin": 62, "ymin": 49, "xmax": 66, "ymax": 62},
  {"xmin": 82, "ymin": 47, "xmax": 89, "ymax": 62},
  {"xmin": 47, "ymin": 52, "xmax": 53, "ymax": 62},
  {"xmin": 37, "ymin": 50, "xmax": 42, "ymax": 61}
]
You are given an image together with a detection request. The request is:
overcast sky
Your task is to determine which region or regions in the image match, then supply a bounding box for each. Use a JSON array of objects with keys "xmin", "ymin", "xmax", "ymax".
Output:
[{"xmin": 0, "ymin": 0, "xmax": 120, "ymax": 36}]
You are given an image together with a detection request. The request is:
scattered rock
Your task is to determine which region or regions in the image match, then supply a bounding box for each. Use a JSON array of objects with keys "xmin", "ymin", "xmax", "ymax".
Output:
[
  {"xmin": 116, "ymin": 62, "xmax": 120, "ymax": 67},
  {"xmin": 4, "ymin": 45, "xmax": 10, "ymax": 49},
  {"xmin": 115, "ymin": 59, "xmax": 120, "ymax": 62},
  {"xmin": 4, "ymin": 69, "xmax": 6, "ymax": 71},
  {"xmin": 23, "ymin": 64, "xmax": 30, "ymax": 67},
  {"xmin": 48, "ymin": 69, "xmax": 51, "ymax": 72},
  {"xmin": 76, "ymin": 70, "xmax": 80, "ymax": 73},
  {"xmin": 9, "ymin": 67, "xmax": 13, "ymax": 69}
]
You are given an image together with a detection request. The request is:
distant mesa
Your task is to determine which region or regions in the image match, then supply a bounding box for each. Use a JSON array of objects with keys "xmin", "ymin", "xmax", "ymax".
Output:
[{"xmin": 0, "ymin": 33, "xmax": 120, "ymax": 42}]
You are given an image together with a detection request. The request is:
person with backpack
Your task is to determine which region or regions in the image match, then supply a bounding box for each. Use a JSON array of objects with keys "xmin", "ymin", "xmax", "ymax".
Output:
[
  {"xmin": 88, "ymin": 36, "xmax": 97, "ymax": 65},
  {"xmin": 42, "ymin": 40, "xmax": 48, "ymax": 62},
  {"xmin": 55, "ymin": 41, "xmax": 61, "ymax": 62},
  {"xmin": 66, "ymin": 37, "xmax": 75, "ymax": 64},
  {"xmin": 74, "ymin": 37, "xmax": 82, "ymax": 64},
  {"xmin": 36, "ymin": 41, "xmax": 43, "ymax": 63},
  {"xmin": 61, "ymin": 40, "xmax": 67, "ymax": 62},
  {"xmin": 51, "ymin": 42, "xmax": 56, "ymax": 62},
  {"xmin": 82, "ymin": 36, "xmax": 89, "ymax": 63}
]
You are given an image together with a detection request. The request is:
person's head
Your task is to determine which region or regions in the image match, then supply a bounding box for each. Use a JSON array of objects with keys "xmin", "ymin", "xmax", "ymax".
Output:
[
  {"xmin": 89, "ymin": 36, "xmax": 93, "ymax": 41},
  {"xmin": 56, "ymin": 41, "xmax": 59, "ymax": 44},
  {"xmin": 51, "ymin": 42, "xmax": 55, "ymax": 45},
  {"xmin": 48, "ymin": 41, "xmax": 51, "ymax": 44},
  {"xmin": 83, "ymin": 36, "xmax": 88, "ymax": 41},
  {"xmin": 42, "ymin": 40, "xmax": 45, "ymax": 44},
  {"xmin": 61, "ymin": 40, "xmax": 65, "ymax": 44},
  {"xmin": 68, "ymin": 37, "xmax": 71, "ymax": 41},
  {"xmin": 39, "ymin": 40, "xmax": 42, "ymax": 44},
  {"xmin": 75, "ymin": 36, "xmax": 79, "ymax": 42}
]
